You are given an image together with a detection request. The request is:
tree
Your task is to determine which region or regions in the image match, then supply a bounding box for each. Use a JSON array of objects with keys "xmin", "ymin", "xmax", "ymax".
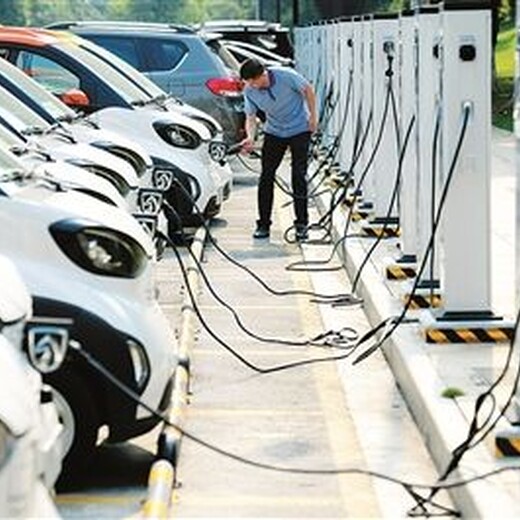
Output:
[{"xmin": 0, "ymin": 0, "xmax": 24, "ymax": 24}]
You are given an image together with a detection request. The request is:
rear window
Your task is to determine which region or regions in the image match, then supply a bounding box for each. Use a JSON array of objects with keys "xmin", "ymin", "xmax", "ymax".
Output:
[{"xmin": 144, "ymin": 38, "xmax": 188, "ymax": 72}]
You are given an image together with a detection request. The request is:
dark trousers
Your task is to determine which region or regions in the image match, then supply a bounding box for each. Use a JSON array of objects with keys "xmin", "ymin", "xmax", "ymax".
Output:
[{"xmin": 257, "ymin": 131, "xmax": 311, "ymax": 228}]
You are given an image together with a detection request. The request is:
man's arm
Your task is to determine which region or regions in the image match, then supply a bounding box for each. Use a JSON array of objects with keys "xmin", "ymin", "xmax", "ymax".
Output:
[
  {"xmin": 303, "ymin": 83, "xmax": 317, "ymax": 133},
  {"xmin": 240, "ymin": 113, "xmax": 257, "ymax": 153}
]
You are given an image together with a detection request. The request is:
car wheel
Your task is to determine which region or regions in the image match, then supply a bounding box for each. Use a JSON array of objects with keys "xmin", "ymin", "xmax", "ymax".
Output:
[{"xmin": 47, "ymin": 370, "xmax": 100, "ymax": 479}]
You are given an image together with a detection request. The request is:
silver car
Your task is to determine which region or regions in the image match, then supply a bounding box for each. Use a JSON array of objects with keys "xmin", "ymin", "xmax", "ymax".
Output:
[{"xmin": 48, "ymin": 21, "xmax": 246, "ymax": 144}]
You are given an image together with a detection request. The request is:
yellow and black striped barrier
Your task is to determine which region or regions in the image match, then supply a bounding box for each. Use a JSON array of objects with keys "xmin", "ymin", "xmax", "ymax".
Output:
[
  {"xmin": 351, "ymin": 210, "xmax": 370, "ymax": 222},
  {"xmin": 386, "ymin": 265, "xmax": 417, "ymax": 280},
  {"xmin": 403, "ymin": 293, "xmax": 442, "ymax": 309},
  {"xmin": 361, "ymin": 226, "xmax": 401, "ymax": 238},
  {"xmin": 424, "ymin": 326, "xmax": 514, "ymax": 344},
  {"xmin": 342, "ymin": 194, "xmax": 360, "ymax": 208},
  {"xmin": 495, "ymin": 429, "xmax": 520, "ymax": 457}
]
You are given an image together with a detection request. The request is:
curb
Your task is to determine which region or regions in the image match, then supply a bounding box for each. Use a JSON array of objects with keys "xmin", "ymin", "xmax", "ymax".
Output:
[
  {"xmin": 312, "ymin": 182, "xmax": 520, "ymax": 517},
  {"xmin": 141, "ymin": 226, "xmax": 206, "ymax": 519}
]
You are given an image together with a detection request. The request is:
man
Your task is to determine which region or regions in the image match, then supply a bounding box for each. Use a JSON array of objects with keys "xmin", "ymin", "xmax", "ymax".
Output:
[{"xmin": 239, "ymin": 58, "xmax": 317, "ymax": 240}]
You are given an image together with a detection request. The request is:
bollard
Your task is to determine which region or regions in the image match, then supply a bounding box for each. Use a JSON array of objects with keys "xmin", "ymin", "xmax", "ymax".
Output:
[{"xmin": 141, "ymin": 459, "xmax": 174, "ymax": 520}]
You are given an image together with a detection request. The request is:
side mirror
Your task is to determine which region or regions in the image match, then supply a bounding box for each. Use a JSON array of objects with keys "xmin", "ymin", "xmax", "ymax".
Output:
[{"xmin": 58, "ymin": 88, "xmax": 90, "ymax": 108}]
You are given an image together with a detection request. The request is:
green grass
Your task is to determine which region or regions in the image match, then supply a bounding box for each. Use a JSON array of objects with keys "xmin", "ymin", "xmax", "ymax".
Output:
[{"xmin": 493, "ymin": 22, "xmax": 515, "ymax": 131}]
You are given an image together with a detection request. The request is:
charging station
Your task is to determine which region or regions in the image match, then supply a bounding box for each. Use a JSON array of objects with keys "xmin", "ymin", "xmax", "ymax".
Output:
[
  {"xmin": 386, "ymin": 10, "xmax": 419, "ymax": 281},
  {"xmin": 411, "ymin": 5, "xmax": 443, "ymax": 306},
  {"xmin": 355, "ymin": 14, "xmax": 376, "ymax": 213},
  {"xmin": 350, "ymin": 17, "xmax": 364, "ymax": 187},
  {"xmin": 422, "ymin": 3, "xmax": 513, "ymax": 343},
  {"xmin": 364, "ymin": 13, "xmax": 400, "ymax": 236},
  {"xmin": 339, "ymin": 19, "xmax": 354, "ymax": 175},
  {"xmin": 362, "ymin": 14, "xmax": 399, "ymax": 236},
  {"xmin": 494, "ymin": 0, "xmax": 520, "ymax": 457},
  {"xmin": 323, "ymin": 20, "xmax": 337, "ymax": 150}
]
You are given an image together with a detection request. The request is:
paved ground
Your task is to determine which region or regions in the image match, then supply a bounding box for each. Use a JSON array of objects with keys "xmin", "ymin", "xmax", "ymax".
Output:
[
  {"xmin": 171, "ymin": 156, "xmax": 451, "ymax": 518},
  {"xmin": 311, "ymin": 127, "xmax": 520, "ymax": 518},
  {"xmin": 55, "ymin": 127, "xmax": 520, "ymax": 518}
]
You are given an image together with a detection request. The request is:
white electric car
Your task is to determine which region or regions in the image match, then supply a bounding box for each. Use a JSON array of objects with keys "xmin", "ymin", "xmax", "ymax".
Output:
[
  {"xmin": 0, "ymin": 27, "xmax": 229, "ymax": 234},
  {"xmin": 0, "ymin": 255, "xmax": 65, "ymax": 518},
  {"xmin": 0, "ymin": 146, "xmax": 178, "ymax": 478},
  {"xmin": 0, "ymin": 84, "xmax": 171, "ymax": 245},
  {"xmin": 0, "ymin": 55, "xmax": 177, "ymax": 211},
  {"xmin": 0, "ymin": 123, "xmax": 129, "ymax": 210}
]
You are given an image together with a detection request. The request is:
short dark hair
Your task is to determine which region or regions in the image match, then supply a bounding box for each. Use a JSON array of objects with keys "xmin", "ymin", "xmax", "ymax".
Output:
[{"xmin": 239, "ymin": 58, "xmax": 265, "ymax": 80}]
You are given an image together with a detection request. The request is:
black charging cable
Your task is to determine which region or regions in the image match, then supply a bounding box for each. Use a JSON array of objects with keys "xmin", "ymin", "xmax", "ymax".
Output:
[{"xmin": 70, "ymin": 336, "xmax": 520, "ymax": 518}]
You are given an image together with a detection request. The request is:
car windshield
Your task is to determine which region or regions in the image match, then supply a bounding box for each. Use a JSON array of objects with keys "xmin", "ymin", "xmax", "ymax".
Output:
[
  {"xmin": 0, "ymin": 85, "xmax": 49, "ymax": 134},
  {"xmin": 0, "ymin": 57, "xmax": 75, "ymax": 121},
  {"xmin": 55, "ymin": 40, "xmax": 153, "ymax": 104},
  {"xmin": 74, "ymin": 37, "xmax": 167, "ymax": 99}
]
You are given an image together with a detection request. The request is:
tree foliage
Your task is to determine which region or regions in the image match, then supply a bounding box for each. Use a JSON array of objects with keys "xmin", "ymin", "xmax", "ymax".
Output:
[{"xmin": 0, "ymin": 0, "xmax": 256, "ymax": 26}]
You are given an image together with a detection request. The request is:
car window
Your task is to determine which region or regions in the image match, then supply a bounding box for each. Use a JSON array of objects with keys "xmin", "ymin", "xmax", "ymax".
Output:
[
  {"xmin": 142, "ymin": 38, "xmax": 188, "ymax": 72},
  {"xmin": 0, "ymin": 84, "xmax": 48, "ymax": 131},
  {"xmin": 0, "ymin": 57, "xmax": 75, "ymax": 120},
  {"xmin": 76, "ymin": 38, "xmax": 165, "ymax": 98},
  {"xmin": 15, "ymin": 51, "xmax": 80, "ymax": 94},
  {"xmin": 56, "ymin": 42, "xmax": 152, "ymax": 103},
  {"xmin": 86, "ymin": 35, "xmax": 141, "ymax": 69}
]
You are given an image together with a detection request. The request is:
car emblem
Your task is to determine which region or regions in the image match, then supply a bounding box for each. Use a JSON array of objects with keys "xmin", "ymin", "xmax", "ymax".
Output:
[{"xmin": 25, "ymin": 318, "xmax": 72, "ymax": 373}]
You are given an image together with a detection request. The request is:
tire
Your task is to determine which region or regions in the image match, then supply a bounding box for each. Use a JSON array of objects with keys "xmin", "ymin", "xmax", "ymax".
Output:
[{"xmin": 47, "ymin": 369, "xmax": 100, "ymax": 482}]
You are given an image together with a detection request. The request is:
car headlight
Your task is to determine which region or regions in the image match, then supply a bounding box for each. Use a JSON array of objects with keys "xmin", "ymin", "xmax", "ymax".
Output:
[
  {"xmin": 127, "ymin": 338, "xmax": 150, "ymax": 390},
  {"xmin": 50, "ymin": 219, "xmax": 148, "ymax": 278},
  {"xmin": 153, "ymin": 121, "xmax": 201, "ymax": 149},
  {"xmin": 0, "ymin": 420, "xmax": 14, "ymax": 470},
  {"xmin": 65, "ymin": 158, "xmax": 131, "ymax": 196}
]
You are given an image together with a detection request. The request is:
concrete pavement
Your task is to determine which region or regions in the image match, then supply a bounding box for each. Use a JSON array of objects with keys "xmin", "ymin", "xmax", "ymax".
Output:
[
  {"xmin": 170, "ymin": 155, "xmax": 452, "ymax": 518},
  {"xmin": 307, "ymin": 126, "xmax": 520, "ymax": 517}
]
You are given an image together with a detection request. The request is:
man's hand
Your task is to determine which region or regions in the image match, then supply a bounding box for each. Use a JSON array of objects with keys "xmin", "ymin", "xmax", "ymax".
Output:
[
  {"xmin": 240, "ymin": 137, "xmax": 255, "ymax": 154},
  {"xmin": 309, "ymin": 116, "xmax": 318, "ymax": 134}
]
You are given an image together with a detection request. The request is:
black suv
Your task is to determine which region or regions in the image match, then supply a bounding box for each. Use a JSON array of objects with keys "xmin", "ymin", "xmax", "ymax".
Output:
[{"xmin": 48, "ymin": 21, "xmax": 246, "ymax": 143}]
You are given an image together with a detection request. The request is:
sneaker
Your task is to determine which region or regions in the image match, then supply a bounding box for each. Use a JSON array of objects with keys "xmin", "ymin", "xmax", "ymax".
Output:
[
  {"xmin": 253, "ymin": 226, "xmax": 270, "ymax": 239},
  {"xmin": 295, "ymin": 225, "xmax": 308, "ymax": 241}
]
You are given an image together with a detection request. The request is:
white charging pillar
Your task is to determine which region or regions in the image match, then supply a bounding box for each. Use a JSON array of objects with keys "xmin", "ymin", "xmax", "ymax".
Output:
[
  {"xmin": 397, "ymin": 10, "xmax": 419, "ymax": 262},
  {"xmin": 338, "ymin": 19, "xmax": 354, "ymax": 174},
  {"xmin": 323, "ymin": 20, "xmax": 336, "ymax": 149},
  {"xmin": 358, "ymin": 15, "xmax": 376, "ymax": 208},
  {"xmin": 370, "ymin": 14, "xmax": 400, "ymax": 224},
  {"xmin": 438, "ymin": 3, "xmax": 493, "ymax": 319},
  {"xmin": 331, "ymin": 20, "xmax": 342, "ymax": 152},
  {"xmin": 350, "ymin": 16, "xmax": 364, "ymax": 181},
  {"xmin": 316, "ymin": 23, "xmax": 328, "ymax": 129},
  {"xmin": 416, "ymin": 6, "xmax": 442, "ymax": 289}
]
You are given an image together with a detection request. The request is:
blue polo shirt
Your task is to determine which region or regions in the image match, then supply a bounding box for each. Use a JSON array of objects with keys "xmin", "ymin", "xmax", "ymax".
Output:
[{"xmin": 244, "ymin": 67, "xmax": 311, "ymax": 138}]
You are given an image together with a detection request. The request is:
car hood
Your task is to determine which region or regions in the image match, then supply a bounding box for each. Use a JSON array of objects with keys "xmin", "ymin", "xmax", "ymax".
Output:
[{"xmin": 9, "ymin": 183, "xmax": 154, "ymax": 257}]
